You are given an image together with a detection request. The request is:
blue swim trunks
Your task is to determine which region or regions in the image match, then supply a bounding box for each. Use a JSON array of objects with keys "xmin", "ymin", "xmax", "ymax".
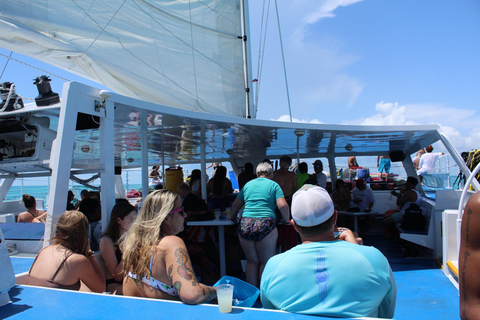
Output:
[{"xmin": 378, "ymin": 158, "xmax": 391, "ymax": 173}]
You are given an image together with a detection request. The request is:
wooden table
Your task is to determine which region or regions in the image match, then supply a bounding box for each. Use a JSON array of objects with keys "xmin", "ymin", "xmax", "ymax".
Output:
[{"xmin": 186, "ymin": 218, "xmax": 235, "ymax": 276}]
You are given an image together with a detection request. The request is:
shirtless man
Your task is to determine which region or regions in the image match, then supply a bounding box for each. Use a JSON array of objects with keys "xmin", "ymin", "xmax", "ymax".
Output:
[
  {"xmin": 17, "ymin": 194, "xmax": 46, "ymax": 223},
  {"xmin": 272, "ymin": 156, "xmax": 298, "ymax": 204},
  {"xmin": 459, "ymin": 191, "xmax": 480, "ymax": 320},
  {"xmin": 348, "ymin": 156, "xmax": 359, "ymax": 168}
]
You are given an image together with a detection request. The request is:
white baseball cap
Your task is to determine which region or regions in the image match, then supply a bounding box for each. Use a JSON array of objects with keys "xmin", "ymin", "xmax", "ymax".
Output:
[{"xmin": 291, "ymin": 185, "xmax": 334, "ymax": 227}]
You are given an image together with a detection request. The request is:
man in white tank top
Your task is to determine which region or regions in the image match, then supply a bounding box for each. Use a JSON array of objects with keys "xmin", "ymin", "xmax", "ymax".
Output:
[{"xmin": 382, "ymin": 177, "xmax": 421, "ymax": 240}]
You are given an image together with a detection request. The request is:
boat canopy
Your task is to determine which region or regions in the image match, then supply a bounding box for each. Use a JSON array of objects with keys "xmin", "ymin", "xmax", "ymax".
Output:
[
  {"xmin": 0, "ymin": 82, "xmax": 464, "ymax": 176},
  {"xmin": 0, "ymin": 82, "xmax": 475, "ymax": 240},
  {"xmin": 0, "ymin": 0, "xmax": 252, "ymax": 118}
]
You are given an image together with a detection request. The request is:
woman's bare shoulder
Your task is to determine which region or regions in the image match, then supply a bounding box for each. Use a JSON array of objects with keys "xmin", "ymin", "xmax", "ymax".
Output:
[
  {"xmin": 157, "ymin": 236, "xmax": 186, "ymax": 249},
  {"xmin": 67, "ymin": 252, "xmax": 89, "ymax": 263},
  {"xmin": 100, "ymin": 235, "xmax": 114, "ymax": 246}
]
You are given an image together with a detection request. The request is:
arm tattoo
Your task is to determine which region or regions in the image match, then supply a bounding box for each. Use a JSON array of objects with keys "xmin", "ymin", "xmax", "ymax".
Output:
[
  {"xmin": 174, "ymin": 247, "xmax": 198, "ymax": 286},
  {"xmin": 198, "ymin": 285, "xmax": 217, "ymax": 303},
  {"xmin": 465, "ymin": 208, "xmax": 472, "ymax": 245},
  {"xmin": 174, "ymin": 281, "xmax": 181, "ymax": 295},
  {"xmin": 167, "ymin": 265, "xmax": 173, "ymax": 281},
  {"xmin": 461, "ymin": 250, "xmax": 470, "ymax": 303}
]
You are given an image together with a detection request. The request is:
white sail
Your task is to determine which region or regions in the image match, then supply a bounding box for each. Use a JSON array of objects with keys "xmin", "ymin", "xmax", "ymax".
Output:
[{"xmin": 0, "ymin": 0, "xmax": 252, "ymax": 117}]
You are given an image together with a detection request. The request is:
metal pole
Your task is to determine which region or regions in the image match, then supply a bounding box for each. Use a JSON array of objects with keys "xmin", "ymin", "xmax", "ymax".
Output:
[{"xmin": 240, "ymin": 0, "xmax": 252, "ymax": 118}]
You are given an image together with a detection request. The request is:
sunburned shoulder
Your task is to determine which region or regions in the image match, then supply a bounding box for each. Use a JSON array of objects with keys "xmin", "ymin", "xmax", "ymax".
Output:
[
  {"xmin": 61, "ymin": 252, "xmax": 90, "ymax": 269},
  {"xmin": 158, "ymin": 235, "xmax": 185, "ymax": 249}
]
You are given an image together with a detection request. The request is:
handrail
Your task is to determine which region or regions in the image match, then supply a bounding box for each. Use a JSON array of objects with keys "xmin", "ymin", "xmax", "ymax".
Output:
[{"xmin": 457, "ymin": 161, "xmax": 480, "ymax": 253}]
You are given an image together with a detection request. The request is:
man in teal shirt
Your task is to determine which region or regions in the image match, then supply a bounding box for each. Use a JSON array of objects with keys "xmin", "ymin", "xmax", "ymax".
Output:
[{"xmin": 260, "ymin": 185, "xmax": 396, "ymax": 318}]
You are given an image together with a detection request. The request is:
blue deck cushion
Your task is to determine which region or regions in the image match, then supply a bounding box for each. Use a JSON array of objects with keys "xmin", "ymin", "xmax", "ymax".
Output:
[{"xmin": 0, "ymin": 223, "xmax": 45, "ymax": 240}]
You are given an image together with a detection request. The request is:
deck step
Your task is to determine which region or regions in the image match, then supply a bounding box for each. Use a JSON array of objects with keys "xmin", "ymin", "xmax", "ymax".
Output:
[{"xmin": 447, "ymin": 260, "xmax": 458, "ymax": 278}]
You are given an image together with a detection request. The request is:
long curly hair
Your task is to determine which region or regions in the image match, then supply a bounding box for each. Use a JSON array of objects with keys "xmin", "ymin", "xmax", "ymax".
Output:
[
  {"xmin": 120, "ymin": 189, "xmax": 178, "ymax": 278},
  {"xmin": 52, "ymin": 210, "xmax": 90, "ymax": 256}
]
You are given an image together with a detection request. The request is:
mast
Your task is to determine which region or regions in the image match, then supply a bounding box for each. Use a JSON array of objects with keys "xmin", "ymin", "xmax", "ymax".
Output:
[{"xmin": 240, "ymin": 0, "xmax": 254, "ymax": 119}]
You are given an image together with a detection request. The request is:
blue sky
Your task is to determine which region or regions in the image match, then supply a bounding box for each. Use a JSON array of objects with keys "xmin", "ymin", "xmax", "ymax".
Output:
[
  {"xmin": 248, "ymin": 0, "xmax": 480, "ymax": 151},
  {"xmin": 1, "ymin": 0, "xmax": 479, "ymax": 153}
]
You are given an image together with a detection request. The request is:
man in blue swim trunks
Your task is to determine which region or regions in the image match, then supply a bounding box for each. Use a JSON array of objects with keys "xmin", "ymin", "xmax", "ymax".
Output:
[
  {"xmin": 261, "ymin": 185, "xmax": 396, "ymax": 318},
  {"xmin": 377, "ymin": 155, "xmax": 391, "ymax": 181}
]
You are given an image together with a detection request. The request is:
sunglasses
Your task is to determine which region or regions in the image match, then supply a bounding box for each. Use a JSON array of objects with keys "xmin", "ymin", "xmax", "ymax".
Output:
[{"xmin": 169, "ymin": 207, "xmax": 184, "ymax": 215}]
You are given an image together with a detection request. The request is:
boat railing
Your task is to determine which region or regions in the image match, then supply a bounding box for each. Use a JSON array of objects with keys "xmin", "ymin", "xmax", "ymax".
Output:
[{"xmin": 422, "ymin": 154, "xmax": 458, "ymax": 189}]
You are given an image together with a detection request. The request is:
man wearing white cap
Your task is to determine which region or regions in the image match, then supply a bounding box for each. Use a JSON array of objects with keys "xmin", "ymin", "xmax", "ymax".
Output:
[{"xmin": 260, "ymin": 185, "xmax": 396, "ymax": 318}]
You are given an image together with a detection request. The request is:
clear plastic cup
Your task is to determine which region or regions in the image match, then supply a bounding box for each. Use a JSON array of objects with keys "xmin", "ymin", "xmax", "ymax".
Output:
[{"xmin": 217, "ymin": 284, "xmax": 234, "ymax": 313}]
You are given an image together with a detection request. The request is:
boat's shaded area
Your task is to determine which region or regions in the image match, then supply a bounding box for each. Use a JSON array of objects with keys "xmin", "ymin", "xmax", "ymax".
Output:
[{"xmin": 363, "ymin": 234, "xmax": 438, "ymax": 271}]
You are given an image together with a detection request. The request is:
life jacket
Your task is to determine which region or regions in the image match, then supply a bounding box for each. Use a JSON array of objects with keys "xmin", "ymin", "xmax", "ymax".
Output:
[{"xmin": 454, "ymin": 149, "xmax": 480, "ymax": 189}]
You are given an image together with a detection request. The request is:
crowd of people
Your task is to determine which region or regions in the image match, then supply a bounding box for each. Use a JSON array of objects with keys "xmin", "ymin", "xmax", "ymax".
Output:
[{"xmin": 16, "ymin": 158, "xmax": 403, "ymax": 318}]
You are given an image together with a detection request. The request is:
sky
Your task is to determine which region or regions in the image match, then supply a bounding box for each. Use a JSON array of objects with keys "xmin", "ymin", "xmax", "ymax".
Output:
[
  {"xmin": 1, "ymin": 0, "xmax": 479, "ymax": 155},
  {"xmin": 248, "ymin": 0, "xmax": 480, "ymax": 152}
]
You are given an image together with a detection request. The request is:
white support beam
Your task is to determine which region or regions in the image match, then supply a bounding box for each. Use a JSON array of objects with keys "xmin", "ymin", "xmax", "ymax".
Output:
[
  {"xmin": 99, "ymin": 99, "xmax": 116, "ymax": 232},
  {"xmin": 141, "ymin": 110, "xmax": 149, "ymax": 200},
  {"xmin": 45, "ymin": 84, "xmax": 83, "ymax": 241},
  {"xmin": 0, "ymin": 177, "xmax": 15, "ymax": 208},
  {"xmin": 200, "ymin": 121, "xmax": 207, "ymax": 200}
]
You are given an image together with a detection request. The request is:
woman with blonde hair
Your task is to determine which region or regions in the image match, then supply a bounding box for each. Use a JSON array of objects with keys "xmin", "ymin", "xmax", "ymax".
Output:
[
  {"xmin": 25, "ymin": 210, "xmax": 105, "ymax": 292},
  {"xmin": 121, "ymin": 189, "xmax": 216, "ymax": 304}
]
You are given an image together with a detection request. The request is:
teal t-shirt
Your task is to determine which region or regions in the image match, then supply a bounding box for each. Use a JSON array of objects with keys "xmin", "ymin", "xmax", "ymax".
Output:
[
  {"xmin": 237, "ymin": 177, "xmax": 284, "ymax": 219},
  {"xmin": 261, "ymin": 241, "xmax": 397, "ymax": 318}
]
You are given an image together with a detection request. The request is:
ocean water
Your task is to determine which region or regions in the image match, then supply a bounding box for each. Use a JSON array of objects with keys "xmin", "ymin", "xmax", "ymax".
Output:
[
  {"xmin": 5, "ymin": 185, "xmax": 50, "ymax": 202},
  {"xmin": 5, "ymin": 184, "xmax": 143, "ymax": 204},
  {"xmin": 3, "ymin": 155, "xmax": 460, "ymax": 205}
]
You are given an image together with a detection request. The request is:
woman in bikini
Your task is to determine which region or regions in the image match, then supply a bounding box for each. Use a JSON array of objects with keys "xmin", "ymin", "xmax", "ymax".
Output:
[
  {"xmin": 121, "ymin": 189, "xmax": 216, "ymax": 304},
  {"xmin": 230, "ymin": 162, "xmax": 290, "ymax": 287},
  {"xmin": 149, "ymin": 165, "xmax": 162, "ymax": 187},
  {"xmin": 25, "ymin": 210, "xmax": 105, "ymax": 292},
  {"xmin": 99, "ymin": 200, "xmax": 137, "ymax": 294},
  {"xmin": 17, "ymin": 194, "xmax": 46, "ymax": 223}
]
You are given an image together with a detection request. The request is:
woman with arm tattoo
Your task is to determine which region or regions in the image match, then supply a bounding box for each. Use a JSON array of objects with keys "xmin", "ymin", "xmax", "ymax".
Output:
[
  {"xmin": 459, "ymin": 192, "xmax": 480, "ymax": 320},
  {"xmin": 121, "ymin": 190, "xmax": 216, "ymax": 304}
]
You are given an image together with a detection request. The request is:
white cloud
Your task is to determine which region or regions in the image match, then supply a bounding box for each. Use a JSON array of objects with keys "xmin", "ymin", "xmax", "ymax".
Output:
[
  {"xmin": 288, "ymin": 1, "xmax": 364, "ymax": 109},
  {"xmin": 345, "ymin": 101, "xmax": 480, "ymax": 151},
  {"xmin": 272, "ymin": 114, "xmax": 324, "ymax": 123},
  {"xmin": 273, "ymin": 99, "xmax": 479, "ymax": 156},
  {"xmin": 305, "ymin": 0, "xmax": 364, "ymax": 25},
  {"xmin": 289, "ymin": 0, "xmax": 363, "ymax": 45},
  {"xmin": 250, "ymin": 1, "xmax": 365, "ymax": 118}
]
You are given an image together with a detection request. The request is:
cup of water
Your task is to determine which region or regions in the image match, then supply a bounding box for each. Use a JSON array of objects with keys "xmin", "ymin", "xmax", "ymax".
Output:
[{"xmin": 217, "ymin": 284, "xmax": 234, "ymax": 313}]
